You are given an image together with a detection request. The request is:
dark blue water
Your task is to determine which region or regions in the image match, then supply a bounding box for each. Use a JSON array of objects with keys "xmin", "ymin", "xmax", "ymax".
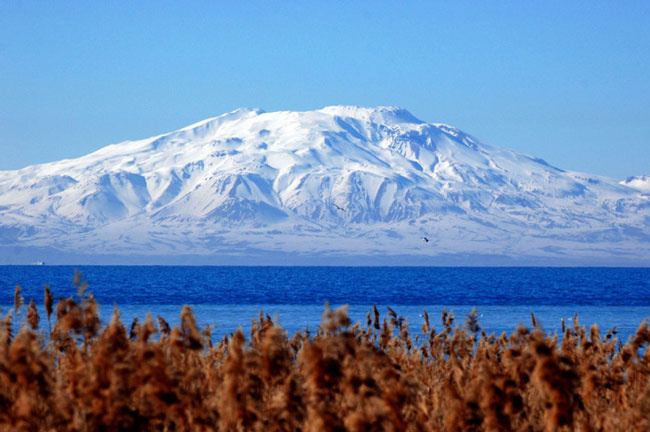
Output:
[
  {"xmin": 1, "ymin": 266, "xmax": 649, "ymax": 306},
  {"xmin": 1, "ymin": 266, "xmax": 649, "ymax": 341}
]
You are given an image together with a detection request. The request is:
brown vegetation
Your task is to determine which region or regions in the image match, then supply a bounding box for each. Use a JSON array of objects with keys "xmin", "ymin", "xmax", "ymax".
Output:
[{"xmin": 1, "ymin": 276, "xmax": 649, "ymax": 431}]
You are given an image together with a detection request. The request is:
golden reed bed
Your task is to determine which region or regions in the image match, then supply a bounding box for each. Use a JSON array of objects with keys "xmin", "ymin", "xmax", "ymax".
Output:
[{"xmin": 1, "ymin": 275, "xmax": 649, "ymax": 431}]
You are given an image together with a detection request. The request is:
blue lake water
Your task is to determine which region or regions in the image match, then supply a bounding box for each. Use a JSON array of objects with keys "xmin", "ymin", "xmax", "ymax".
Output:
[{"xmin": 1, "ymin": 266, "xmax": 649, "ymax": 342}]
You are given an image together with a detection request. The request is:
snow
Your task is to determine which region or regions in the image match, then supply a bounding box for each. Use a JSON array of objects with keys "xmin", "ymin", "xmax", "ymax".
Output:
[
  {"xmin": 621, "ymin": 176, "xmax": 650, "ymax": 193},
  {"xmin": 0, "ymin": 106, "xmax": 649, "ymax": 263}
]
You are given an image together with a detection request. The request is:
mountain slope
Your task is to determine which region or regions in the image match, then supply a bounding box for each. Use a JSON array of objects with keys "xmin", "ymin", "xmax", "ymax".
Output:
[{"xmin": 1, "ymin": 106, "xmax": 648, "ymax": 264}]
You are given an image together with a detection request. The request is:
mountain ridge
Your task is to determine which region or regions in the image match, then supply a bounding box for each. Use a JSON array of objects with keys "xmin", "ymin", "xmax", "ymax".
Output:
[{"xmin": 1, "ymin": 106, "xmax": 648, "ymax": 265}]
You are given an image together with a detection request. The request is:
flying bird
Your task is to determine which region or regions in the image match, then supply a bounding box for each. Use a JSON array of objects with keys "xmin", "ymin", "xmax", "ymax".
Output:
[
  {"xmin": 333, "ymin": 203, "xmax": 346, "ymax": 212},
  {"xmin": 423, "ymin": 237, "xmax": 430, "ymax": 243}
]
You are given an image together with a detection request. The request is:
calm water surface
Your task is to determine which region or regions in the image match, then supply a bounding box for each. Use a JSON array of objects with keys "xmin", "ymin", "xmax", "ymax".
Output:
[{"xmin": 1, "ymin": 266, "xmax": 649, "ymax": 341}]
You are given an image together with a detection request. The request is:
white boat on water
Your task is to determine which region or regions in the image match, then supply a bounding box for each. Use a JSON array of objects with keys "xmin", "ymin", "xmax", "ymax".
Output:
[{"xmin": 31, "ymin": 261, "xmax": 45, "ymax": 266}]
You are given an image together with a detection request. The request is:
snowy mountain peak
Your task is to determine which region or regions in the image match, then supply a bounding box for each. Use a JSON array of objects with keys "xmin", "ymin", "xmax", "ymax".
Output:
[
  {"xmin": 0, "ymin": 106, "xmax": 648, "ymax": 264},
  {"xmin": 318, "ymin": 105, "xmax": 423, "ymax": 125}
]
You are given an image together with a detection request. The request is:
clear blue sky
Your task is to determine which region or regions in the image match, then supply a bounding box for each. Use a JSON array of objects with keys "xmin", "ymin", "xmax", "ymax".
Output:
[{"xmin": 1, "ymin": 1, "xmax": 648, "ymax": 179}]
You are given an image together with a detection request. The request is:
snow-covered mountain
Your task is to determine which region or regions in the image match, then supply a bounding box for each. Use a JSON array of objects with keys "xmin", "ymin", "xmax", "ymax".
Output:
[
  {"xmin": 621, "ymin": 175, "xmax": 650, "ymax": 193},
  {"xmin": 1, "ymin": 106, "xmax": 649, "ymax": 264}
]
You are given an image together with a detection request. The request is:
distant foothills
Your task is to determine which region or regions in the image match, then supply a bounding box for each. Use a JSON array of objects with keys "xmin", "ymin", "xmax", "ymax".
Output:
[{"xmin": 0, "ymin": 106, "xmax": 648, "ymax": 266}]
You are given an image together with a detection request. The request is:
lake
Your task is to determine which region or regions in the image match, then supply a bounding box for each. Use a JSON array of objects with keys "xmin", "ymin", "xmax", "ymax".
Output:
[{"xmin": 1, "ymin": 266, "xmax": 649, "ymax": 341}]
